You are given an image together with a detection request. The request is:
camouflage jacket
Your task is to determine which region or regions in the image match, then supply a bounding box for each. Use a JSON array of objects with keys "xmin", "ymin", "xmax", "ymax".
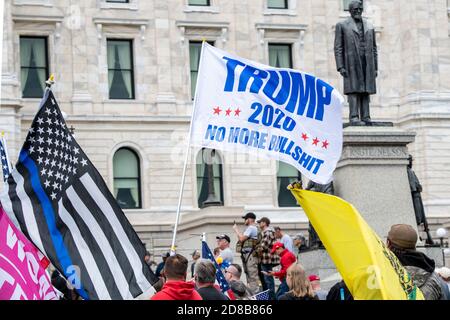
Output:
[{"xmin": 405, "ymin": 266, "xmax": 442, "ymax": 300}]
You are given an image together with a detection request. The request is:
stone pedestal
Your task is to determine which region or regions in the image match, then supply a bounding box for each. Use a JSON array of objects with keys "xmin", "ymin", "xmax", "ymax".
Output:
[
  {"xmin": 301, "ymin": 127, "xmax": 445, "ymax": 283},
  {"xmin": 334, "ymin": 126, "xmax": 418, "ymax": 238}
]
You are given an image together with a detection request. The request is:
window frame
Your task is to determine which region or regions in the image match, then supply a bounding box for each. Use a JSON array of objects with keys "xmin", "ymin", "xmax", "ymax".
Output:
[
  {"xmin": 113, "ymin": 147, "xmax": 142, "ymax": 209},
  {"xmin": 107, "ymin": 38, "xmax": 135, "ymax": 100},
  {"xmin": 268, "ymin": 43, "xmax": 293, "ymax": 69},
  {"xmin": 188, "ymin": 0, "xmax": 211, "ymax": 6},
  {"xmin": 196, "ymin": 148, "xmax": 224, "ymax": 209},
  {"xmin": 276, "ymin": 162, "xmax": 301, "ymax": 208},
  {"xmin": 189, "ymin": 40, "xmax": 214, "ymax": 100},
  {"xmin": 267, "ymin": 0, "xmax": 288, "ymax": 9},
  {"xmin": 20, "ymin": 36, "xmax": 49, "ymax": 99}
]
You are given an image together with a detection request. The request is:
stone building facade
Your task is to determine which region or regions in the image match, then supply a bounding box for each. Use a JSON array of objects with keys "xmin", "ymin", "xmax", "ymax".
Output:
[{"xmin": 1, "ymin": 0, "xmax": 450, "ymax": 258}]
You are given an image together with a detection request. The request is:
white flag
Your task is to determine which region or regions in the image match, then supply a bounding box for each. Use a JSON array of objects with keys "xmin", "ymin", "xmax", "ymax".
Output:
[{"xmin": 191, "ymin": 43, "xmax": 344, "ymax": 184}]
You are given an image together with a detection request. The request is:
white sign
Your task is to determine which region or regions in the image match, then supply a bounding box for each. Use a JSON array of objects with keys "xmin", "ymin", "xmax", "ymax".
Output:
[{"xmin": 191, "ymin": 43, "xmax": 344, "ymax": 184}]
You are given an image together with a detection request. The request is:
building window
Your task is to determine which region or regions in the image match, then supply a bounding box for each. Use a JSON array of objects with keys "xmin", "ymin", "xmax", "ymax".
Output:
[
  {"xmin": 106, "ymin": 0, "xmax": 129, "ymax": 3},
  {"xmin": 107, "ymin": 39, "xmax": 134, "ymax": 99},
  {"xmin": 188, "ymin": 0, "xmax": 210, "ymax": 6},
  {"xmin": 113, "ymin": 148, "xmax": 141, "ymax": 209},
  {"xmin": 189, "ymin": 41, "xmax": 214, "ymax": 99},
  {"xmin": 343, "ymin": 0, "xmax": 363, "ymax": 11},
  {"xmin": 196, "ymin": 148, "xmax": 224, "ymax": 208},
  {"xmin": 277, "ymin": 162, "xmax": 301, "ymax": 207},
  {"xmin": 268, "ymin": 43, "xmax": 293, "ymax": 68},
  {"xmin": 268, "ymin": 0, "xmax": 288, "ymax": 9},
  {"xmin": 20, "ymin": 36, "xmax": 49, "ymax": 98}
]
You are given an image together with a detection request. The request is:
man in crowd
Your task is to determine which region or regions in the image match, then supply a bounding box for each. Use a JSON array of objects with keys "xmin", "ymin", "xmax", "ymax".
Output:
[
  {"xmin": 190, "ymin": 249, "xmax": 201, "ymax": 278},
  {"xmin": 308, "ymin": 274, "xmax": 328, "ymax": 300},
  {"xmin": 216, "ymin": 234, "xmax": 234, "ymax": 264},
  {"xmin": 256, "ymin": 217, "xmax": 280, "ymax": 299},
  {"xmin": 386, "ymin": 224, "xmax": 443, "ymax": 300},
  {"xmin": 144, "ymin": 251, "xmax": 157, "ymax": 273},
  {"xmin": 151, "ymin": 254, "xmax": 202, "ymax": 300},
  {"xmin": 274, "ymin": 226, "xmax": 294, "ymax": 253},
  {"xmin": 263, "ymin": 242, "xmax": 296, "ymax": 300},
  {"xmin": 293, "ymin": 233, "xmax": 308, "ymax": 257},
  {"xmin": 155, "ymin": 252, "xmax": 170, "ymax": 278},
  {"xmin": 194, "ymin": 259, "xmax": 228, "ymax": 300},
  {"xmin": 225, "ymin": 264, "xmax": 253, "ymax": 300},
  {"xmin": 233, "ymin": 212, "xmax": 260, "ymax": 294}
]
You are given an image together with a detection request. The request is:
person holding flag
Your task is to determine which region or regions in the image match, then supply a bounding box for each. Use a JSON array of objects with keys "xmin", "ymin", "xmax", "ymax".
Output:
[{"xmin": 202, "ymin": 234, "xmax": 236, "ymax": 300}]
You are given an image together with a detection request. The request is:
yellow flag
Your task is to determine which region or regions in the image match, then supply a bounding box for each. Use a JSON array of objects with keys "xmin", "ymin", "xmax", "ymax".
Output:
[{"xmin": 289, "ymin": 185, "xmax": 424, "ymax": 300}]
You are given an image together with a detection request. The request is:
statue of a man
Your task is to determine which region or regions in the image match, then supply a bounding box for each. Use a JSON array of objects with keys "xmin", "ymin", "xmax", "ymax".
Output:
[
  {"xmin": 334, "ymin": 1, "xmax": 378, "ymax": 125},
  {"xmin": 407, "ymin": 155, "xmax": 434, "ymax": 245},
  {"xmin": 305, "ymin": 180, "xmax": 335, "ymax": 249}
]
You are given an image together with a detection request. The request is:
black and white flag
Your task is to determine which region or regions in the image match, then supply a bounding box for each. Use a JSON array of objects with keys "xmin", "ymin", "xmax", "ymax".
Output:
[{"xmin": 0, "ymin": 90, "xmax": 158, "ymax": 299}]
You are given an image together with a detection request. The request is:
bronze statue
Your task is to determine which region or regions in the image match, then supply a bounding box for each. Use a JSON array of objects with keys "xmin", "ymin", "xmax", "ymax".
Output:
[
  {"xmin": 304, "ymin": 180, "xmax": 335, "ymax": 249},
  {"xmin": 407, "ymin": 155, "xmax": 434, "ymax": 245},
  {"xmin": 334, "ymin": 0, "xmax": 378, "ymax": 125}
]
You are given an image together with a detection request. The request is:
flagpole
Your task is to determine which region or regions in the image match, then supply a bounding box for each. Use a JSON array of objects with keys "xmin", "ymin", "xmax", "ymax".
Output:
[
  {"xmin": 169, "ymin": 113, "xmax": 195, "ymax": 256},
  {"xmin": 1, "ymin": 132, "xmax": 12, "ymax": 172},
  {"xmin": 170, "ymin": 42, "xmax": 208, "ymax": 256}
]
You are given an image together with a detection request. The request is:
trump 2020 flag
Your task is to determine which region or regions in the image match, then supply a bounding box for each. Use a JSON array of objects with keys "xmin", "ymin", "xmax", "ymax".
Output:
[
  {"xmin": 191, "ymin": 43, "xmax": 344, "ymax": 184},
  {"xmin": 0, "ymin": 206, "xmax": 57, "ymax": 300},
  {"xmin": 0, "ymin": 90, "xmax": 158, "ymax": 300}
]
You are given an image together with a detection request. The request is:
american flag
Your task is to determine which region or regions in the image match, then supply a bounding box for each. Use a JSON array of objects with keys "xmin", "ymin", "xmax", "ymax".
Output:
[
  {"xmin": 201, "ymin": 239, "xmax": 235, "ymax": 300},
  {"xmin": 0, "ymin": 90, "xmax": 158, "ymax": 300},
  {"xmin": 0, "ymin": 134, "xmax": 13, "ymax": 182},
  {"xmin": 253, "ymin": 289, "xmax": 270, "ymax": 301}
]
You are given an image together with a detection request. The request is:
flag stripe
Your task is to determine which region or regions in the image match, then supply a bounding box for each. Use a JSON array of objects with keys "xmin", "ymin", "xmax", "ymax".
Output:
[
  {"xmin": 10, "ymin": 169, "xmax": 47, "ymax": 258},
  {"xmin": 61, "ymin": 194, "xmax": 124, "ymax": 299},
  {"xmin": 1, "ymin": 183, "xmax": 22, "ymax": 231},
  {"xmin": 96, "ymin": 175, "xmax": 158, "ymax": 285},
  {"xmin": 66, "ymin": 185, "xmax": 132, "ymax": 299},
  {"xmin": 15, "ymin": 164, "xmax": 60, "ymax": 269},
  {"xmin": 79, "ymin": 173, "xmax": 152, "ymax": 293},
  {"xmin": 73, "ymin": 178, "xmax": 143, "ymax": 297},
  {"xmin": 58, "ymin": 201, "xmax": 110, "ymax": 300},
  {"xmin": 18, "ymin": 150, "xmax": 89, "ymax": 300}
]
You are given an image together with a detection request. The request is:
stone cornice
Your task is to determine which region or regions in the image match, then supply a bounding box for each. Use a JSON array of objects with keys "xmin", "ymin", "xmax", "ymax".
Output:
[
  {"xmin": 92, "ymin": 17, "xmax": 149, "ymax": 27},
  {"xmin": 21, "ymin": 114, "xmax": 192, "ymax": 124},
  {"xmin": 175, "ymin": 20, "xmax": 229, "ymax": 29},
  {"xmin": 12, "ymin": 14, "xmax": 63, "ymax": 23},
  {"xmin": 255, "ymin": 23, "xmax": 308, "ymax": 31}
]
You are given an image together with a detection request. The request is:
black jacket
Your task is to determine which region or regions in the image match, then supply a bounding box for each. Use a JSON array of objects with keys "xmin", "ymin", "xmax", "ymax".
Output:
[
  {"xmin": 326, "ymin": 281, "xmax": 353, "ymax": 301},
  {"xmin": 196, "ymin": 286, "xmax": 229, "ymax": 301}
]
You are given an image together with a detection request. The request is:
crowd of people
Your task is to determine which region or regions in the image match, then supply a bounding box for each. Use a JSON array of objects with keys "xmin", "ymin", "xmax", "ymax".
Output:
[
  {"xmin": 49, "ymin": 212, "xmax": 450, "ymax": 300},
  {"xmin": 144, "ymin": 213, "xmax": 450, "ymax": 301}
]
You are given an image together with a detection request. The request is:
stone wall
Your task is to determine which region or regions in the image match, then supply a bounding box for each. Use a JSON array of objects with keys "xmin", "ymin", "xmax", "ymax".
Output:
[{"xmin": 1, "ymin": 0, "xmax": 450, "ymax": 250}]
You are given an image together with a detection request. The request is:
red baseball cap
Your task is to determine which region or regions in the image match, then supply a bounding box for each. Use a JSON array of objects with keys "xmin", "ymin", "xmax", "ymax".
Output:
[
  {"xmin": 271, "ymin": 242, "xmax": 285, "ymax": 254},
  {"xmin": 308, "ymin": 274, "xmax": 320, "ymax": 282}
]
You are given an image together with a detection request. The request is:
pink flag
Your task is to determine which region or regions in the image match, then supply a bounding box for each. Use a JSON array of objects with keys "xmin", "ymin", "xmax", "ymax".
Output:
[{"xmin": 0, "ymin": 206, "xmax": 57, "ymax": 300}]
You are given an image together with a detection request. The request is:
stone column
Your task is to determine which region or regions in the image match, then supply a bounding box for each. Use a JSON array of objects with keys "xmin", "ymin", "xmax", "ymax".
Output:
[
  {"xmin": 0, "ymin": 0, "xmax": 22, "ymax": 167},
  {"xmin": 69, "ymin": 0, "xmax": 93, "ymax": 115},
  {"xmin": 334, "ymin": 126, "xmax": 417, "ymax": 238},
  {"xmin": 154, "ymin": 1, "xmax": 176, "ymax": 114}
]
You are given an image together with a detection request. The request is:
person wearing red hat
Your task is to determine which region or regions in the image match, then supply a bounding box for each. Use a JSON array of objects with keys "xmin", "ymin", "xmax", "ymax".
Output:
[
  {"xmin": 308, "ymin": 274, "xmax": 328, "ymax": 300},
  {"xmin": 262, "ymin": 242, "xmax": 296, "ymax": 299}
]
